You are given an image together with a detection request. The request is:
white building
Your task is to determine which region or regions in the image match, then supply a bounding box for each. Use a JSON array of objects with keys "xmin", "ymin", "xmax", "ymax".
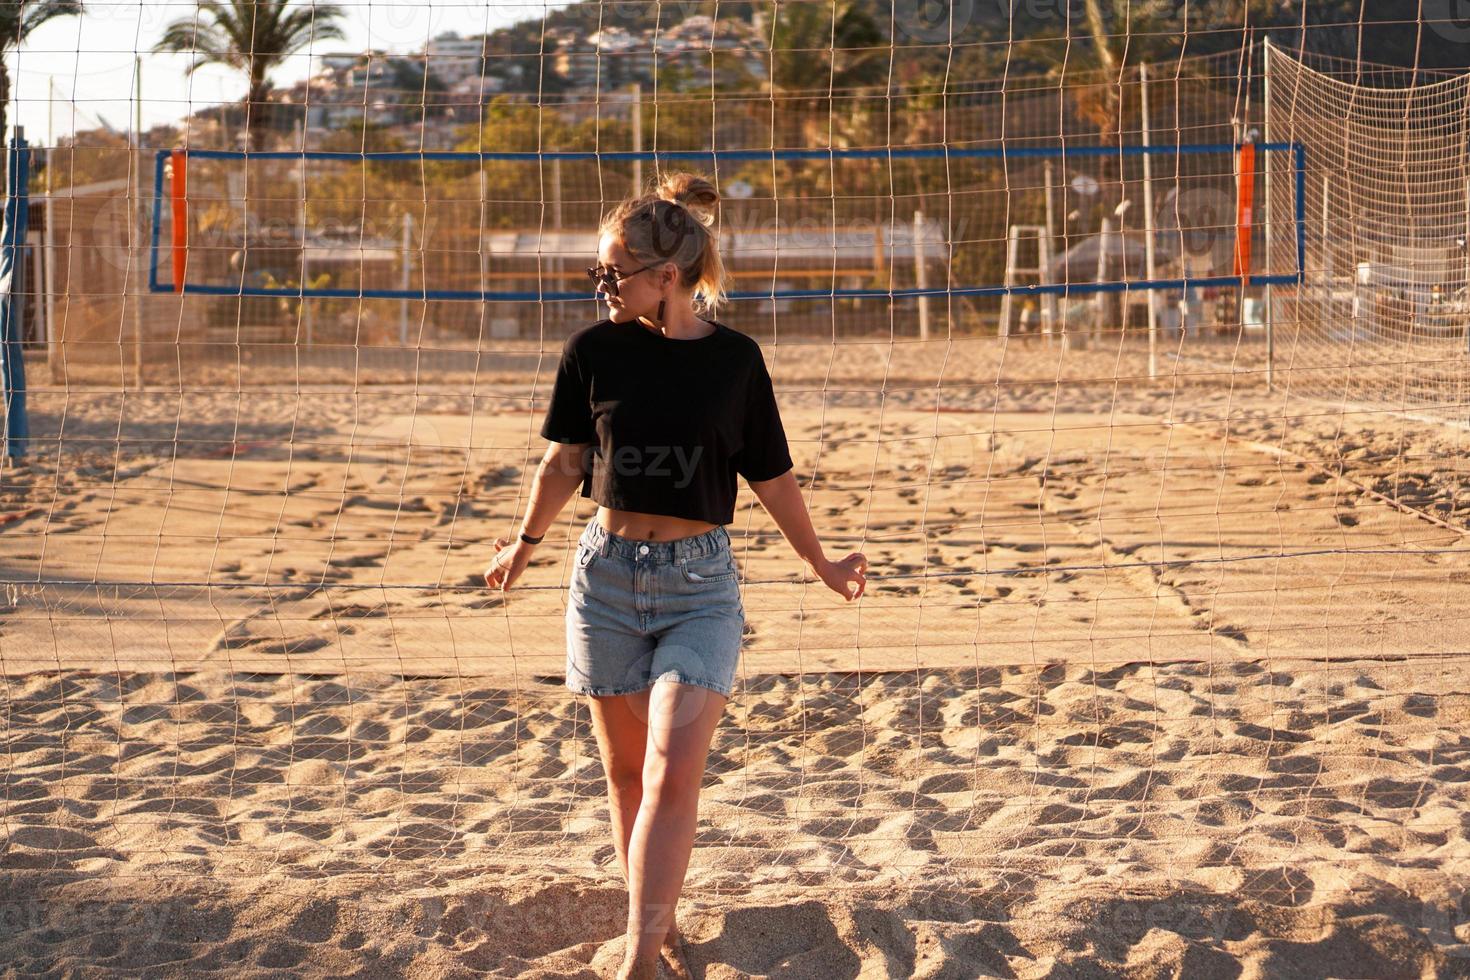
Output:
[
  {"xmin": 424, "ymin": 32, "xmax": 487, "ymax": 85},
  {"xmin": 319, "ymin": 52, "xmax": 360, "ymax": 73},
  {"xmin": 449, "ymin": 74, "xmax": 506, "ymax": 101}
]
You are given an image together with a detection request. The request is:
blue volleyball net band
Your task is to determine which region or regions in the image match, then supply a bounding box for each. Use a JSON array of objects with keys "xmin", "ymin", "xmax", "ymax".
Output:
[{"xmin": 148, "ymin": 143, "xmax": 1306, "ymax": 304}]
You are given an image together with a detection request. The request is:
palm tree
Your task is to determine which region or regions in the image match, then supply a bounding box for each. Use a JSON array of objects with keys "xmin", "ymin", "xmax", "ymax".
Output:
[
  {"xmin": 756, "ymin": 0, "xmax": 886, "ymax": 201},
  {"xmin": 1063, "ymin": 0, "xmax": 1280, "ymax": 138},
  {"xmin": 153, "ymin": 0, "xmax": 346, "ymax": 151},
  {"xmin": 1053, "ymin": 0, "xmax": 1173, "ymax": 139},
  {"xmin": 0, "ymin": 2, "xmax": 84, "ymax": 145},
  {"xmin": 765, "ymin": 0, "xmax": 886, "ymax": 149}
]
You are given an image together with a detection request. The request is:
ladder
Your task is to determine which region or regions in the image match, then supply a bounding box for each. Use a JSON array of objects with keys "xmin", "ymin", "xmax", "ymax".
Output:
[{"xmin": 999, "ymin": 224, "xmax": 1056, "ymax": 338}]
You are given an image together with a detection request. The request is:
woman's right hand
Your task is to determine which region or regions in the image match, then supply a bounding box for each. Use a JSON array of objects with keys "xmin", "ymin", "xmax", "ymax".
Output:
[
  {"xmin": 484, "ymin": 537, "xmax": 534, "ymax": 592},
  {"xmin": 814, "ymin": 551, "xmax": 868, "ymax": 602}
]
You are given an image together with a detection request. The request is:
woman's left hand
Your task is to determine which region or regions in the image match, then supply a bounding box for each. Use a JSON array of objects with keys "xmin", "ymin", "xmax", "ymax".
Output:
[{"xmin": 814, "ymin": 552, "xmax": 867, "ymax": 602}]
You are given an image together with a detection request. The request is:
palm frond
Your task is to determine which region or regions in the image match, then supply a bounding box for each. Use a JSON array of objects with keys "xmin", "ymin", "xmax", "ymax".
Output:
[
  {"xmin": 277, "ymin": 5, "xmax": 347, "ymax": 53},
  {"xmin": 149, "ymin": 0, "xmax": 347, "ymax": 149},
  {"xmin": 19, "ymin": 0, "xmax": 84, "ymax": 42},
  {"xmin": 153, "ymin": 19, "xmax": 238, "ymax": 73},
  {"xmin": 197, "ymin": 0, "xmax": 246, "ymax": 51}
]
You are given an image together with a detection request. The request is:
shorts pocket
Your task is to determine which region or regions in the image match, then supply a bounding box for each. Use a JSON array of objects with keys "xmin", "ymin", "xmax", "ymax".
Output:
[
  {"xmin": 570, "ymin": 542, "xmax": 600, "ymax": 602},
  {"xmin": 679, "ymin": 551, "xmax": 737, "ymax": 584}
]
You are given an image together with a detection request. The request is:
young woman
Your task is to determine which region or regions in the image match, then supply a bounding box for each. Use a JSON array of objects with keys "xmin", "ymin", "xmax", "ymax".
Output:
[{"xmin": 484, "ymin": 172, "xmax": 867, "ymax": 980}]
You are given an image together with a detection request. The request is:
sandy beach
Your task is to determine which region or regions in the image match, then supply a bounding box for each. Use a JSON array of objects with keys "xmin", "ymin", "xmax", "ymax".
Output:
[{"xmin": 4, "ymin": 335, "xmax": 1469, "ymax": 976}]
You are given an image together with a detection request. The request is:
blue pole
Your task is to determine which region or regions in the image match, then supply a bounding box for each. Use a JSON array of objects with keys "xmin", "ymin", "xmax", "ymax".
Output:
[{"xmin": 0, "ymin": 130, "xmax": 31, "ymax": 463}]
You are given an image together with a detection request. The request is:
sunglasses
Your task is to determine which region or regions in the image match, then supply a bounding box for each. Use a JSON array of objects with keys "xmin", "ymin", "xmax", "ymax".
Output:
[{"xmin": 586, "ymin": 262, "xmax": 654, "ymax": 297}]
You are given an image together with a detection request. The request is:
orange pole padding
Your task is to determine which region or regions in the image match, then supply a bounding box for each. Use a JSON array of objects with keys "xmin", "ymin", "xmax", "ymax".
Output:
[
  {"xmin": 170, "ymin": 149, "xmax": 188, "ymax": 292},
  {"xmin": 1233, "ymin": 143, "xmax": 1255, "ymax": 279}
]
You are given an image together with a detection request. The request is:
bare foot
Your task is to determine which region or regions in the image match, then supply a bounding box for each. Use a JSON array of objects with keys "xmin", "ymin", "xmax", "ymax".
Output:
[
  {"xmin": 614, "ymin": 952, "xmax": 658, "ymax": 980},
  {"xmin": 660, "ymin": 921, "xmax": 693, "ymax": 980}
]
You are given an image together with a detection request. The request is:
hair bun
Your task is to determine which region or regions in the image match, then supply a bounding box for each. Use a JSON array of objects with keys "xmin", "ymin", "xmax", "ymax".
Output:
[{"xmin": 655, "ymin": 172, "xmax": 720, "ymax": 225}]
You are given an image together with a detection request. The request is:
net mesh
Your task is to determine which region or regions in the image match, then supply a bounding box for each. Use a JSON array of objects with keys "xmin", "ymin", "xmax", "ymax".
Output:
[
  {"xmin": 1268, "ymin": 41, "xmax": 1470, "ymax": 419},
  {"xmin": 3, "ymin": 4, "xmax": 1470, "ymax": 971}
]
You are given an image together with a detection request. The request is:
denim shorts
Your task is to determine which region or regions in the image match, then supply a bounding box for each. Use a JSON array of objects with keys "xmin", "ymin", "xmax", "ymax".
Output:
[{"xmin": 565, "ymin": 519, "xmax": 744, "ymax": 699}]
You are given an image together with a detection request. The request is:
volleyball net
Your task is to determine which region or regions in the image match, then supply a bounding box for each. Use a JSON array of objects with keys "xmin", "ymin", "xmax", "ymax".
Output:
[
  {"xmin": 145, "ymin": 143, "xmax": 1305, "ymax": 304},
  {"xmin": 4, "ymin": 7, "xmax": 1470, "ymax": 930}
]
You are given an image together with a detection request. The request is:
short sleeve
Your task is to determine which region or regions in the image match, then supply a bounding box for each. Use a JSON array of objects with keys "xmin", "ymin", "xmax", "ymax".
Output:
[
  {"xmin": 734, "ymin": 352, "xmax": 794, "ymax": 482},
  {"xmin": 538, "ymin": 338, "xmax": 596, "ymax": 444}
]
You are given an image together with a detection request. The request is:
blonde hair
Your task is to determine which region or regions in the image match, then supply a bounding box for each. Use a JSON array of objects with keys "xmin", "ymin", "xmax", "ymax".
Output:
[{"xmin": 599, "ymin": 171, "xmax": 728, "ymax": 317}]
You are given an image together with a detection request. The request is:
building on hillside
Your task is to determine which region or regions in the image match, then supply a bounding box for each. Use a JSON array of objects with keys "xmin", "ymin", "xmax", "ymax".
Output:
[{"xmin": 423, "ymin": 33, "xmax": 488, "ymax": 85}]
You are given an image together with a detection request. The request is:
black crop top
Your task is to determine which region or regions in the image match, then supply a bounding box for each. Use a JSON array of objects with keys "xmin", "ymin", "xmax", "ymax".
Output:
[{"xmin": 538, "ymin": 317, "xmax": 794, "ymax": 525}]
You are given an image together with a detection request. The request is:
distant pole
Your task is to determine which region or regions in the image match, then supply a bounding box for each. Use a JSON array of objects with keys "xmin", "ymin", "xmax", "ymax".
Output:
[
  {"xmin": 400, "ymin": 212, "xmax": 412, "ymax": 346},
  {"xmin": 631, "ymin": 83, "xmax": 642, "ymax": 192},
  {"xmin": 1042, "ymin": 159, "xmax": 1057, "ymax": 337},
  {"xmin": 552, "ymin": 156, "xmax": 562, "ymax": 326},
  {"xmin": 914, "ymin": 209, "xmax": 930, "ymax": 342},
  {"xmin": 1262, "ymin": 41, "xmax": 1274, "ymax": 392},
  {"xmin": 1, "ymin": 127, "xmax": 32, "ymax": 464},
  {"xmin": 296, "ymin": 121, "xmax": 309, "ymax": 349},
  {"xmin": 1094, "ymin": 215, "xmax": 1114, "ymax": 345},
  {"xmin": 303, "ymin": 240, "xmax": 312, "ymax": 349},
  {"xmin": 478, "ymin": 167, "xmax": 488, "ymax": 305},
  {"xmin": 1232, "ymin": 113, "xmax": 1245, "ymax": 347},
  {"xmin": 170, "ymin": 150, "xmax": 189, "ymax": 291},
  {"xmin": 1321, "ymin": 175, "xmax": 1329, "ymax": 280},
  {"xmin": 222, "ymin": 77, "xmax": 232, "ymax": 151},
  {"xmin": 132, "ymin": 56, "xmax": 144, "ymax": 387},
  {"xmin": 1140, "ymin": 63, "xmax": 1159, "ymax": 380},
  {"xmin": 45, "ymin": 78, "xmax": 57, "ymax": 382}
]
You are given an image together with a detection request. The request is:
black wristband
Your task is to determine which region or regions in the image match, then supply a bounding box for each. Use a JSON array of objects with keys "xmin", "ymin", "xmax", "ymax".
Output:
[{"xmin": 519, "ymin": 530, "xmax": 544, "ymax": 545}]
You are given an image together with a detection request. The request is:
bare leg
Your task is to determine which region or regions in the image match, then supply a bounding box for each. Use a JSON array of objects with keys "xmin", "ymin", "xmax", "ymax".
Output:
[
  {"xmin": 587, "ymin": 689, "xmax": 689, "ymax": 973},
  {"xmin": 612, "ymin": 790, "xmax": 689, "ymax": 973},
  {"xmin": 616, "ymin": 681, "xmax": 726, "ymax": 980},
  {"xmin": 588, "ymin": 688, "xmax": 652, "ymax": 881}
]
